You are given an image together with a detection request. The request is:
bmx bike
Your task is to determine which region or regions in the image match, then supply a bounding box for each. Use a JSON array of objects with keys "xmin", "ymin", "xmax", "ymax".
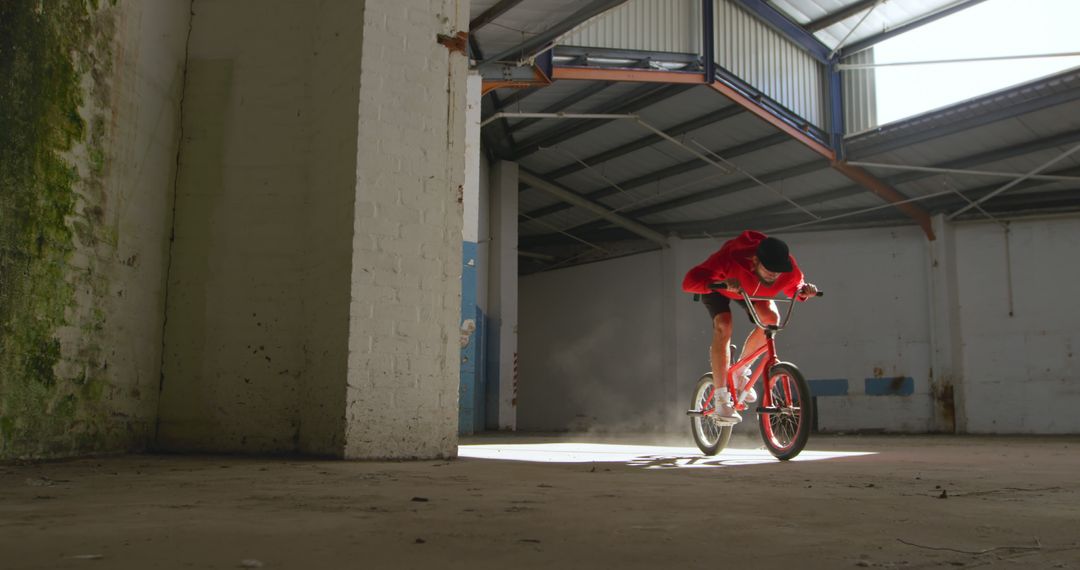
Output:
[{"xmin": 687, "ymin": 283, "xmax": 822, "ymax": 461}]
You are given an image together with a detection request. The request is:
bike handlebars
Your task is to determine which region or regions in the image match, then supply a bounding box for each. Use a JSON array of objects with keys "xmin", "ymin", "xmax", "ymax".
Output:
[
  {"xmin": 706, "ymin": 282, "xmax": 822, "ymax": 331},
  {"xmin": 708, "ymin": 282, "xmax": 824, "ymax": 299}
]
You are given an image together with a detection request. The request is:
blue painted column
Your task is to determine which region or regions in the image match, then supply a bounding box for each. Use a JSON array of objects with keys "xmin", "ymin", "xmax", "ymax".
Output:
[
  {"xmin": 459, "ymin": 242, "xmax": 486, "ymax": 434},
  {"xmin": 459, "ymin": 73, "xmax": 487, "ymax": 434}
]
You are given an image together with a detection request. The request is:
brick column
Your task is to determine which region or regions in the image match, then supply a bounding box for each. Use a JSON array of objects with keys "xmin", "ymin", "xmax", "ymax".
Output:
[{"xmin": 343, "ymin": 0, "xmax": 468, "ymax": 459}]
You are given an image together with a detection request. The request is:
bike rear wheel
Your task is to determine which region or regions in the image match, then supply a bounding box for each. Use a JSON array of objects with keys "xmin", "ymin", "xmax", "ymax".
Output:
[
  {"xmin": 757, "ymin": 363, "xmax": 813, "ymax": 461},
  {"xmin": 690, "ymin": 373, "xmax": 733, "ymax": 456}
]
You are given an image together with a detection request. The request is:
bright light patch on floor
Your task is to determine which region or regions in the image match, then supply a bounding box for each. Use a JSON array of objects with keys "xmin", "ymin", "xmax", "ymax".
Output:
[{"xmin": 458, "ymin": 443, "xmax": 875, "ymax": 468}]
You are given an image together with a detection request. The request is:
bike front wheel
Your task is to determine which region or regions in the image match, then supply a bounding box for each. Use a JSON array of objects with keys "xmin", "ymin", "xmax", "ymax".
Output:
[
  {"xmin": 757, "ymin": 363, "xmax": 813, "ymax": 461},
  {"xmin": 690, "ymin": 373, "xmax": 733, "ymax": 456}
]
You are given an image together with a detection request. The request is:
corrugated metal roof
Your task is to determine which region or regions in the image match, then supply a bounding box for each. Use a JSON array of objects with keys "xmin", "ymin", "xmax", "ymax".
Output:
[
  {"xmin": 472, "ymin": 1, "xmax": 1080, "ymax": 273},
  {"xmin": 470, "ymin": 0, "xmax": 594, "ymax": 60},
  {"xmin": 766, "ymin": 0, "xmax": 973, "ymax": 52}
]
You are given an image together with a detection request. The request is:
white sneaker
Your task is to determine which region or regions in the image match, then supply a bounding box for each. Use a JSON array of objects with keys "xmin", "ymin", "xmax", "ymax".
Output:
[
  {"xmin": 736, "ymin": 367, "xmax": 757, "ymax": 404},
  {"xmin": 712, "ymin": 391, "xmax": 742, "ymax": 424}
]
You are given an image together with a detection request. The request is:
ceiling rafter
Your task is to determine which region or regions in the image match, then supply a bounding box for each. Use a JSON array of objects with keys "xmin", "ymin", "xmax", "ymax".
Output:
[
  {"xmin": 510, "ymin": 84, "xmax": 692, "ymax": 160},
  {"xmin": 518, "ymin": 169, "xmax": 668, "ymax": 246},
  {"xmin": 469, "ymin": 0, "xmax": 528, "ymax": 33},
  {"xmin": 541, "ymin": 104, "xmax": 745, "ymax": 181},
  {"xmin": 804, "ymin": 0, "xmax": 881, "ymax": 32},
  {"xmin": 521, "ymin": 132, "xmax": 792, "ymax": 221},
  {"xmin": 506, "ymin": 82, "xmax": 614, "ymax": 134}
]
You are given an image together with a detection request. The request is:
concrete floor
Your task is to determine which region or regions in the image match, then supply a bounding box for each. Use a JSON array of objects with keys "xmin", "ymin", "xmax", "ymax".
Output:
[{"xmin": 2, "ymin": 433, "xmax": 1079, "ymax": 569}]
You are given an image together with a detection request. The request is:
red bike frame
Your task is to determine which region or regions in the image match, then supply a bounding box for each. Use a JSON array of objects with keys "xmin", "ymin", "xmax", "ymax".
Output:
[{"xmin": 702, "ymin": 287, "xmax": 804, "ymax": 418}]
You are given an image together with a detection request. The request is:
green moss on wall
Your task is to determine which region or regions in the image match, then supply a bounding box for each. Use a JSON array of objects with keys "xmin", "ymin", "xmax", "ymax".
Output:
[{"xmin": 0, "ymin": 0, "xmax": 120, "ymax": 459}]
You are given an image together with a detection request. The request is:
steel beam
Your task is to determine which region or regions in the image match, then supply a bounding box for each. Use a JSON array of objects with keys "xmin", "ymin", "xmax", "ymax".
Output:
[
  {"xmin": 521, "ymin": 132, "xmax": 791, "ymax": 220},
  {"xmin": 535, "ymin": 158, "xmax": 826, "ymax": 241},
  {"xmin": 827, "ymin": 59, "xmax": 845, "ymax": 159},
  {"xmin": 707, "ymin": 76, "xmax": 834, "ymax": 159},
  {"xmin": 839, "ymin": 51, "xmax": 1080, "ymax": 70},
  {"xmin": 469, "ymin": 0, "xmax": 528, "ymax": 33},
  {"xmin": 832, "ymin": 162, "xmax": 934, "ymax": 239},
  {"xmin": 542, "ymin": 104, "xmax": 745, "ymax": 181},
  {"xmin": 533, "ymin": 125, "xmax": 1079, "ymax": 241},
  {"xmin": 805, "ymin": 0, "xmax": 881, "ymax": 32},
  {"xmin": 846, "ymin": 161, "xmax": 1080, "ymax": 182},
  {"xmin": 518, "ymin": 170, "xmax": 669, "ymax": 247},
  {"xmin": 629, "ymin": 158, "xmax": 825, "ymax": 219},
  {"xmin": 504, "ymin": 82, "xmax": 614, "ymax": 133},
  {"xmin": 554, "ymin": 45, "xmax": 702, "ymax": 63},
  {"xmin": 551, "ymin": 67, "xmax": 705, "ymax": 84},
  {"xmin": 526, "ymin": 169, "xmax": 1080, "ymax": 249},
  {"xmin": 839, "ymin": 0, "xmax": 988, "ymax": 58},
  {"xmin": 729, "ymin": 0, "xmax": 831, "ymax": 64},
  {"xmin": 708, "ymin": 129, "xmax": 1080, "ymax": 228},
  {"xmin": 511, "ymin": 84, "xmax": 690, "ymax": 160},
  {"xmin": 849, "ymin": 88, "xmax": 1080, "ymax": 158},
  {"xmin": 702, "ymin": 0, "xmax": 716, "ymax": 80},
  {"xmin": 949, "ymin": 141, "xmax": 1080, "ymax": 219}
]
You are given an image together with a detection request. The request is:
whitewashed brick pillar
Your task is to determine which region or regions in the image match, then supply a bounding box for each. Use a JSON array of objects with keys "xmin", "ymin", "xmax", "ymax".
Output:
[
  {"xmin": 487, "ymin": 161, "xmax": 518, "ymax": 430},
  {"xmin": 928, "ymin": 214, "xmax": 965, "ymax": 433},
  {"xmin": 343, "ymin": 0, "xmax": 468, "ymax": 459}
]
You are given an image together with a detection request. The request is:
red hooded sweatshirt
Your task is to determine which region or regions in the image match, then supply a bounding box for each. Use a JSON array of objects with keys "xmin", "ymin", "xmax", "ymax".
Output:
[{"xmin": 682, "ymin": 231, "xmax": 805, "ymax": 300}]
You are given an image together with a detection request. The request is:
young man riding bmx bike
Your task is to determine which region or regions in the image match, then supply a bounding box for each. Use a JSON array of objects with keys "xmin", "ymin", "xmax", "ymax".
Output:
[{"xmin": 682, "ymin": 230, "xmax": 819, "ymax": 424}]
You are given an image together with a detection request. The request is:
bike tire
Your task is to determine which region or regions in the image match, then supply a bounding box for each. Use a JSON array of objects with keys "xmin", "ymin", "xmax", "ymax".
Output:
[
  {"xmin": 690, "ymin": 373, "xmax": 733, "ymax": 456},
  {"xmin": 757, "ymin": 363, "xmax": 813, "ymax": 461}
]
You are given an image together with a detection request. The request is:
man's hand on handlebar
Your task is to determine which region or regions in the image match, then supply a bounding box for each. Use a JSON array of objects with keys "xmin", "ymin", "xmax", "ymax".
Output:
[
  {"xmin": 712, "ymin": 278, "xmax": 741, "ymax": 293},
  {"xmin": 796, "ymin": 283, "xmax": 820, "ymax": 300}
]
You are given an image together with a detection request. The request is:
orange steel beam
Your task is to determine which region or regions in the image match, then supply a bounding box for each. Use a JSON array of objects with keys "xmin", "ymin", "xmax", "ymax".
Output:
[
  {"xmin": 707, "ymin": 80, "xmax": 934, "ymax": 239},
  {"xmin": 708, "ymin": 81, "xmax": 835, "ymax": 160},
  {"xmin": 830, "ymin": 162, "xmax": 936, "ymax": 240},
  {"xmin": 481, "ymin": 65, "xmax": 552, "ymax": 96},
  {"xmin": 552, "ymin": 66, "xmax": 706, "ymax": 84}
]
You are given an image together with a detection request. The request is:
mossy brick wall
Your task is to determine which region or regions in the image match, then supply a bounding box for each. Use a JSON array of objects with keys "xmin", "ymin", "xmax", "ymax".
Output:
[{"xmin": 0, "ymin": 0, "xmax": 183, "ymax": 459}]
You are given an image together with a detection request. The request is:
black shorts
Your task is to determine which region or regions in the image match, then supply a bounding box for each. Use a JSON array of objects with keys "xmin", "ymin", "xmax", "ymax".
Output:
[{"xmin": 701, "ymin": 292, "xmax": 753, "ymax": 323}]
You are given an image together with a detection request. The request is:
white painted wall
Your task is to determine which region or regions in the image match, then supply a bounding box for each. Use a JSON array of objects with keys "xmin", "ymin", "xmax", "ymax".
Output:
[
  {"xmin": 519, "ymin": 251, "xmax": 672, "ymax": 432},
  {"xmin": 299, "ymin": 1, "xmax": 365, "ymax": 456},
  {"xmin": 519, "ymin": 215, "xmax": 1080, "ymax": 435},
  {"xmin": 160, "ymin": 0, "xmax": 469, "ymax": 458},
  {"xmin": 956, "ymin": 217, "xmax": 1080, "ymax": 433},
  {"xmin": 159, "ymin": 1, "xmax": 313, "ymax": 453}
]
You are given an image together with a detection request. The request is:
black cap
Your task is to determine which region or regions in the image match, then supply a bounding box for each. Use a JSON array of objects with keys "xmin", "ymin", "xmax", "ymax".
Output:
[{"xmin": 756, "ymin": 237, "xmax": 792, "ymax": 273}]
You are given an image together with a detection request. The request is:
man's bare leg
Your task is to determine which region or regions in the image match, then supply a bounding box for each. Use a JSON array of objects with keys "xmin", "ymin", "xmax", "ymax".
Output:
[
  {"xmin": 710, "ymin": 312, "xmax": 733, "ymax": 396},
  {"xmin": 735, "ymin": 301, "xmax": 779, "ymax": 390}
]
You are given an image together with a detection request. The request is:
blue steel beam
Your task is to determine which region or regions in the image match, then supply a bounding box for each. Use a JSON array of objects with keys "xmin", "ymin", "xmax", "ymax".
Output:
[
  {"xmin": 827, "ymin": 59, "xmax": 845, "ymax": 159},
  {"xmin": 702, "ymin": 0, "xmax": 716, "ymax": 80},
  {"xmin": 729, "ymin": 0, "xmax": 831, "ymax": 64}
]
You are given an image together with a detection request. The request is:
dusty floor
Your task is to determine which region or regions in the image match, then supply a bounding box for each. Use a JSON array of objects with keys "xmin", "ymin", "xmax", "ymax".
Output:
[{"xmin": 2, "ymin": 433, "xmax": 1079, "ymax": 569}]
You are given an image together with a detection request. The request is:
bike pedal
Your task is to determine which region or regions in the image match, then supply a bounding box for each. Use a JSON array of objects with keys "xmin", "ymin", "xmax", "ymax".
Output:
[{"xmin": 686, "ymin": 409, "xmax": 705, "ymax": 417}]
